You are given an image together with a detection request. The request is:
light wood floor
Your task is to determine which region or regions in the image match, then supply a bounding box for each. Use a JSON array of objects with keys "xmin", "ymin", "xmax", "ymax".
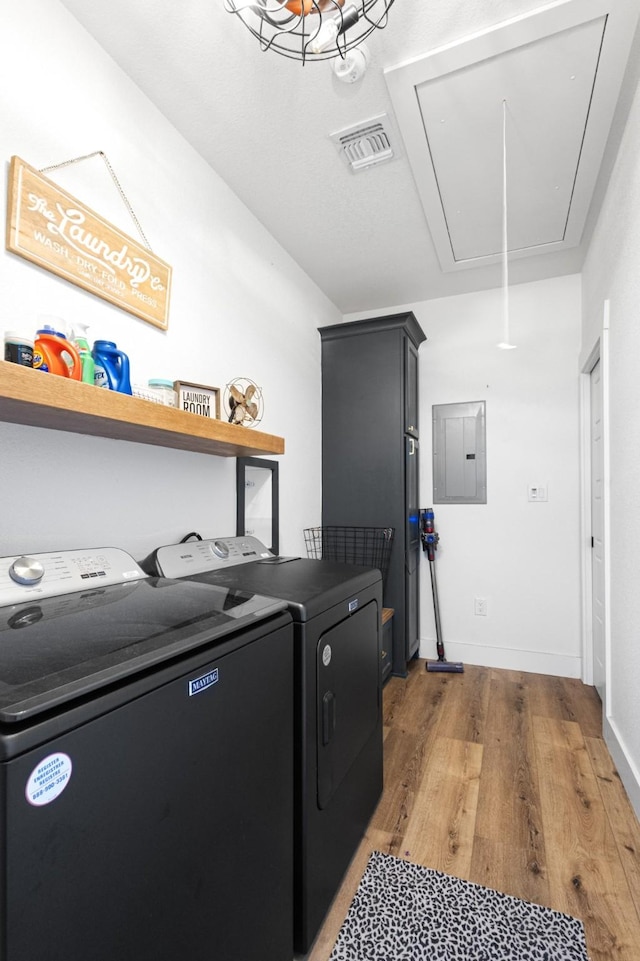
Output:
[{"xmin": 305, "ymin": 660, "xmax": 640, "ymax": 961}]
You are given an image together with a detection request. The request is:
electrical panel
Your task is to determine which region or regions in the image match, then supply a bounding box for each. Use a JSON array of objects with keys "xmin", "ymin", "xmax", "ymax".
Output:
[{"xmin": 432, "ymin": 400, "xmax": 486, "ymax": 504}]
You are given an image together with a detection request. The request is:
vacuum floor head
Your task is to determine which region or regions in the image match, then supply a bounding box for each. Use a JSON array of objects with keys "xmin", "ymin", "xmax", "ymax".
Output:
[{"xmin": 426, "ymin": 660, "xmax": 464, "ymax": 673}]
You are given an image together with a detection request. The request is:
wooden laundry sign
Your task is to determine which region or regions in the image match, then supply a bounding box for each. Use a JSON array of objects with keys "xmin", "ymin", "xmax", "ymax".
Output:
[{"xmin": 6, "ymin": 156, "xmax": 171, "ymax": 330}]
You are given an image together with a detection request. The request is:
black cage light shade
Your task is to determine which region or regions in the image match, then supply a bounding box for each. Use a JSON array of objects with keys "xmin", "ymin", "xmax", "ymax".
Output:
[{"xmin": 224, "ymin": 0, "xmax": 396, "ymax": 63}]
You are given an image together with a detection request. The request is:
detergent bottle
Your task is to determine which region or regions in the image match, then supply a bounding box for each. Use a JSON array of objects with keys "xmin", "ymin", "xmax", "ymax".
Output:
[
  {"xmin": 71, "ymin": 322, "xmax": 95, "ymax": 385},
  {"xmin": 92, "ymin": 340, "xmax": 132, "ymax": 394},
  {"xmin": 33, "ymin": 325, "xmax": 82, "ymax": 379}
]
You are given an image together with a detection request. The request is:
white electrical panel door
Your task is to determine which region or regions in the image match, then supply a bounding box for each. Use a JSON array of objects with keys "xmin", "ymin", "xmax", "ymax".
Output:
[{"xmin": 432, "ymin": 401, "xmax": 486, "ymax": 504}]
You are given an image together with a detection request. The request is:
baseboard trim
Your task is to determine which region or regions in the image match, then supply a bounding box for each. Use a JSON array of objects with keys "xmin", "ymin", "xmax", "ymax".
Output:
[
  {"xmin": 418, "ymin": 638, "xmax": 582, "ymax": 679},
  {"xmin": 603, "ymin": 715, "xmax": 640, "ymax": 820}
]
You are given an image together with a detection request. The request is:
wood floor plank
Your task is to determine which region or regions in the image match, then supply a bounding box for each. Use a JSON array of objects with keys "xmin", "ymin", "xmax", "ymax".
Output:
[
  {"xmin": 471, "ymin": 671, "xmax": 550, "ymax": 905},
  {"xmin": 401, "ymin": 735, "xmax": 482, "ymax": 878},
  {"xmin": 526, "ymin": 672, "xmax": 602, "ymax": 736},
  {"xmin": 374, "ymin": 661, "xmax": 452, "ymax": 846},
  {"xmin": 429, "ymin": 664, "xmax": 491, "ymax": 744},
  {"xmin": 383, "ymin": 659, "xmax": 449, "ymax": 735},
  {"xmin": 373, "ymin": 727, "xmax": 429, "ymax": 843},
  {"xmin": 558, "ymin": 677, "xmax": 603, "ymax": 738},
  {"xmin": 381, "ymin": 671, "xmax": 416, "ymax": 726},
  {"xmin": 533, "ymin": 715, "xmax": 640, "ymax": 960},
  {"xmin": 585, "ymin": 735, "xmax": 640, "ymax": 920},
  {"xmin": 470, "ymin": 836, "xmax": 549, "ymax": 907}
]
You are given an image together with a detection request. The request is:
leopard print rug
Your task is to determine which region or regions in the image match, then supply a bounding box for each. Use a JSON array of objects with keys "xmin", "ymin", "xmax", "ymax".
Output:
[{"xmin": 329, "ymin": 851, "xmax": 590, "ymax": 960}]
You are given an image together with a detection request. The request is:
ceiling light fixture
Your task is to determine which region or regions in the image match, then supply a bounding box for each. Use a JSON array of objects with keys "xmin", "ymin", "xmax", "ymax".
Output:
[
  {"xmin": 332, "ymin": 44, "xmax": 369, "ymax": 82},
  {"xmin": 223, "ymin": 0, "xmax": 395, "ymax": 63},
  {"xmin": 497, "ymin": 99, "xmax": 517, "ymax": 350}
]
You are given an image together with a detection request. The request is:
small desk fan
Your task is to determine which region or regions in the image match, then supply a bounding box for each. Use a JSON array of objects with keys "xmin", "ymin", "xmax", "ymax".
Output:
[{"xmin": 223, "ymin": 378, "xmax": 263, "ymax": 427}]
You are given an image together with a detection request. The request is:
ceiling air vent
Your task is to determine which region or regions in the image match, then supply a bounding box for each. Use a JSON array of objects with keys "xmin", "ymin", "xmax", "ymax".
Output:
[{"xmin": 330, "ymin": 115, "xmax": 395, "ymax": 173}]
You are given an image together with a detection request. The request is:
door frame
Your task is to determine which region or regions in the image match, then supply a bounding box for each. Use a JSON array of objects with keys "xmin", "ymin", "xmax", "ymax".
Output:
[{"xmin": 579, "ymin": 303, "xmax": 610, "ymax": 710}]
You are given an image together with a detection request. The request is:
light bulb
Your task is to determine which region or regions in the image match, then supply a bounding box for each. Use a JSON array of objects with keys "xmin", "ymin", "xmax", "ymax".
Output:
[
  {"xmin": 307, "ymin": 3, "xmax": 359, "ymax": 54},
  {"xmin": 308, "ymin": 16, "xmax": 339, "ymax": 53}
]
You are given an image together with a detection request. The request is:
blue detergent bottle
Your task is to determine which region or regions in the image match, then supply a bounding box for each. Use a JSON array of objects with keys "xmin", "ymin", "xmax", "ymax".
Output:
[{"xmin": 92, "ymin": 340, "xmax": 132, "ymax": 394}]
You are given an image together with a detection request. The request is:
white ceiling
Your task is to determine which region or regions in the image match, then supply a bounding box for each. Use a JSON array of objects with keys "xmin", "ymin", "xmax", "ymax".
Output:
[{"xmin": 57, "ymin": 0, "xmax": 640, "ymax": 314}]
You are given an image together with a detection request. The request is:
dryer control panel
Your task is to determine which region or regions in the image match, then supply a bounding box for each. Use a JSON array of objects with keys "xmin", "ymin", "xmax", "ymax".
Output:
[
  {"xmin": 0, "ymin": 547, "xmax": 147, "ymax": 606},
  {"xmin": 151, "ymin": 536, "xmax": 274, "ymax": 579}
]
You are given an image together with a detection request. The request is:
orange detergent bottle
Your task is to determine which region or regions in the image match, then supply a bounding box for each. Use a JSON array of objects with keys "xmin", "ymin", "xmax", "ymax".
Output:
[{"xmin": 33, "ymin": 326, "xmax": 82, "ymax": 379}]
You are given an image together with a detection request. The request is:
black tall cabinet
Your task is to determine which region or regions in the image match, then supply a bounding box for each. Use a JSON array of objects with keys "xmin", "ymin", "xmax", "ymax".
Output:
[{"xmin": 319, "ymin": 312, "xmax": 426, "ymax": 678}]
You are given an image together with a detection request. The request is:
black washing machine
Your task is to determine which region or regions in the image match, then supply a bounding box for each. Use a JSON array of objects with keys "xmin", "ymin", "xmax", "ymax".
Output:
[
  {"xmin": 0, "ymin": 547, "xmax": 294, "ymax": 961},
  {"xmin": 141, "ymin": 534, "xmax": 384, "ymax": 954}
]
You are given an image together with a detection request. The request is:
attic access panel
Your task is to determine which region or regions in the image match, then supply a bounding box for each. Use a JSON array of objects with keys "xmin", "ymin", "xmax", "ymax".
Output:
[{"xmin": 384, "ymin": 0, "xmax": 640, "ymax": 272}]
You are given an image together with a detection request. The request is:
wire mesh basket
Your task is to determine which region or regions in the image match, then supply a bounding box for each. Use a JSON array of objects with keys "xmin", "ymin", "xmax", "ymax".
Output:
[{"xmin": 303, "ymin": 526, "xmax": 394, "ymax": 584}]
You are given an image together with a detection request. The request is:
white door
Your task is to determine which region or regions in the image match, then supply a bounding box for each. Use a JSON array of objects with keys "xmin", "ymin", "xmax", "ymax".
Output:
[{"xmin": 591, "ymin": 359, "xmax": 605, "ymax": 700}]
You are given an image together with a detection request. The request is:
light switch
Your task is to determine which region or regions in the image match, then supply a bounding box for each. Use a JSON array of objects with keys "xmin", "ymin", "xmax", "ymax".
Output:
[{"xmin": 528, "ymin": 484, "xmax": 548, "ymax": 502}]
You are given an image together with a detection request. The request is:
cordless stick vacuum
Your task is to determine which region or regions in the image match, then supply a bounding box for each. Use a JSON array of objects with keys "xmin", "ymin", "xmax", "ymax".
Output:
[{"xmin": 420, "ymin": 508, "xmax": 464, "ymax": 674}]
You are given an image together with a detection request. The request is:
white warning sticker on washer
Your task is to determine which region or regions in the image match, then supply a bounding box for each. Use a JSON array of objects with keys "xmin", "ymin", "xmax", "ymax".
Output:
[{"xmin": 25, "ymin": 753, "xmax": 73, "ymax": 807}]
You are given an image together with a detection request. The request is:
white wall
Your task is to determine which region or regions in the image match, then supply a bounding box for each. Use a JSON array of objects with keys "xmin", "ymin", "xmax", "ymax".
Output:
[
  {"xmin": 581, "ymin": 66, "xmax": 640, "ymax": 815},
  {"xmin": 348, "ymin": 273, "xmax": 583, "ymax": 677},
  {"xmin": 0, "ymin": 0, "xmax": 339, "ymax": 560}
]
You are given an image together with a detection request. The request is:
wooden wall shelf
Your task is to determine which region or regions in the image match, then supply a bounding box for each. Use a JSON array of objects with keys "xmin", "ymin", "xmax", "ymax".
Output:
[{"xmin": 0, "ymin": 361, "xmax": 285, "ymax": 458}]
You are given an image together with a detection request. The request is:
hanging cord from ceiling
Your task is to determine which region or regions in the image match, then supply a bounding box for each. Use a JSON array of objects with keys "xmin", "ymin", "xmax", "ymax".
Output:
[{"xmin": 498, "ymin": 99, "xmax": 517, "ymax": 350}]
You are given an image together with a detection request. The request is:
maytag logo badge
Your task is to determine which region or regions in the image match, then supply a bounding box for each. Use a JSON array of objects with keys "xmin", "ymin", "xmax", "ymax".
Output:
[{"xmin": 188, "ymin": 668, "xmax": 219, "ymax": 696}]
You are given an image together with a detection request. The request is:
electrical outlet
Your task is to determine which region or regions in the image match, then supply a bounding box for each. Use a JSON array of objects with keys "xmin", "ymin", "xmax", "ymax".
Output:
[{"xmin": 474, "ymin": 597, "xmax": 487, "ymax": 616}]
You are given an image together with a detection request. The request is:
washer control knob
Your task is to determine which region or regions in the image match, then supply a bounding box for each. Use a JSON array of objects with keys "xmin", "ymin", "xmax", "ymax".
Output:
[
  {"xmin": 212, "ymin": 540, "xmax": 230, "ymax": 559},
  {"xmin": 9, "ymin": 556, "xmax": 45, "ymax": 586}
]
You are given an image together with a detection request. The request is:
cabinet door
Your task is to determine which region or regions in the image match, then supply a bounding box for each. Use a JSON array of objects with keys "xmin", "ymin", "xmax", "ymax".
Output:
[
  {"xmin": 404, "ymin": 338, "xmax": 419, "ymax": 437},
  {"xmin": 405, "ymin": 434, "xmax": 420, "ymax": 552}
]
